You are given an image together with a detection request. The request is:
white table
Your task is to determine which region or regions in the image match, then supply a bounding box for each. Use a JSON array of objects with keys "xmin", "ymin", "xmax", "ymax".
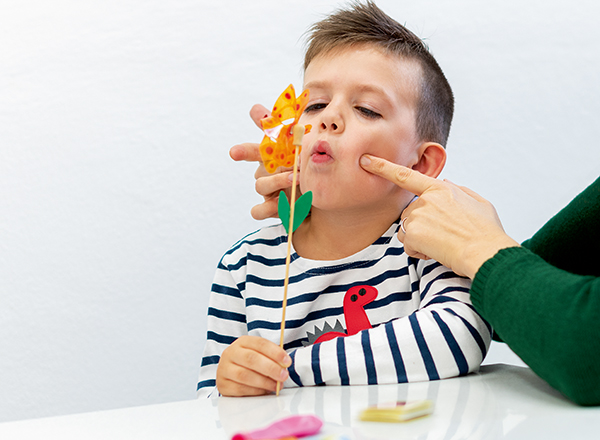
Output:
[{"xmin": 1, "ymin": 364, "xmax": 599, "ymax": 439}]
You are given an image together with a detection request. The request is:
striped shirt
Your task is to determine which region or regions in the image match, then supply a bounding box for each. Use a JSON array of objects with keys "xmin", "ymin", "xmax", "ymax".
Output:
[{"xmin": 197, "ymin": 219, "xmax": 492, "ymax": 397}]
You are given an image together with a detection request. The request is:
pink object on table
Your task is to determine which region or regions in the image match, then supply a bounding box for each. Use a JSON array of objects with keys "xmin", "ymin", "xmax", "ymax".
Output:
[{"xmin": 231, "ymin": 414, "xmax": 323, "ymax": 440}]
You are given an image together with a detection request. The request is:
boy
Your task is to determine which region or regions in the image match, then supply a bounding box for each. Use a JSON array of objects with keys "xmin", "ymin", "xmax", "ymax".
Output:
[{"xmin": 198, "ymin": 1, "xmax": 491, "ymax": 398}]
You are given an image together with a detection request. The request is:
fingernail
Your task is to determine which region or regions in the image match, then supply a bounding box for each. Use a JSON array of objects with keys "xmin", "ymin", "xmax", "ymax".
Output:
[
  {"xmin": 287, "ymin": 172, "xmax": 294, "ymax": 182},
  {"xmin": 280, "ymin": 369, "xmax": 289, "ymax": 381},
  {"xmin": 360, "ymin": 155, "xmax": 371, "ymax": 167},
  {"xmin": 283, "ymin": 354, "xmax": 292, "ymax": 366}
]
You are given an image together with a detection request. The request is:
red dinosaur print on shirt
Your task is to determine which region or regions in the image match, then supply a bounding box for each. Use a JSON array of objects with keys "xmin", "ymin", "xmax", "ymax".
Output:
[{"xmin": 302, "ymin": 285, "xmax": 378, "ymax": 346}]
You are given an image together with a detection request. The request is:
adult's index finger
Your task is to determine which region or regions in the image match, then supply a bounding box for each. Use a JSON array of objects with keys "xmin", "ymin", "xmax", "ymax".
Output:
[
  {"xmin": 360, "ymin": 154, "xmax": 437, "ymax": 197},
  {"xmin": 250, "ymin": 103, "xmax": 271, "ymax": 129},
  {"xmin": 230, "ymin": 143, "xmax": 263, "ymax": 162}
]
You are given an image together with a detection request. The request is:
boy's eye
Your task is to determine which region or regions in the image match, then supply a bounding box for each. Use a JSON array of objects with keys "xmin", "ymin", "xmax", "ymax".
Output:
[
  {"xmin": 304, "ymin": 103, "xmax": 327, "ymax": 113},
  {"xmin": 356, "ymin": 107, "xmax": 381, "ymax": 119}
]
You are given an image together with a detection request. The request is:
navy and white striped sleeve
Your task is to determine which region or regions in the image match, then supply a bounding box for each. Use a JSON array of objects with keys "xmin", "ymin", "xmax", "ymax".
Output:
[
  {"xmin": 286, "ymin": 260, "xmax": 492, "ymax": 387},
  {"xmin": 197, "ymin": 255, "xmax": 248, "ymax": 398}
]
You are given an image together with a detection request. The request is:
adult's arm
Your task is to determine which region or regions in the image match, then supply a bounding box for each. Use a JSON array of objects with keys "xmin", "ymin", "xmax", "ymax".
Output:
[
  {"xmin": 471, "ymin": 177, "xmax": 600, "ymax": 406},
  {"xmin": 522, "ymin": 176, "xmax": 600, "ymax": 277},
  {"xmin": 360, "ymin": 155, "xmax": 600, "ymax": 405}
]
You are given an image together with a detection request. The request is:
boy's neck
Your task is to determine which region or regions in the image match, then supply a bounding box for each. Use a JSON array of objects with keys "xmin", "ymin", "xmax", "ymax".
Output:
[{"xmin": 292, "ymin": 205, "xmax": 403, "ymax": 261}]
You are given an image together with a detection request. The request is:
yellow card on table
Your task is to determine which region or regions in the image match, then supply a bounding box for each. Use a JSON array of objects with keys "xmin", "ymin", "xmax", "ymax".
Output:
[{"xmin": 359, "ymin": 400, "xmax": 434, "ymax": 423}]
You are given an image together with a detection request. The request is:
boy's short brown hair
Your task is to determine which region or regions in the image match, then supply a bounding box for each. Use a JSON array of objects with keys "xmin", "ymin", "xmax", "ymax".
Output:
[{"xmin": 304, "ymin": 1, "xmax": 454, "ymax": 146}]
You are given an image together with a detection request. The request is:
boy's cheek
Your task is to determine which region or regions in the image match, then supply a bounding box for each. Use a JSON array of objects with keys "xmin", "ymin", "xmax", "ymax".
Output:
[
  {"xmin": 298, "ymin": 112, "xmax": 311, "ymax": 128},
  {"xmin": 300, "ymin": 131, "xmax": 315, "ymax": 155},
  {"xmin": 362, "ymin": 140, "xmax": 415, "ymax": 167},
  {"xmin": 298, "ymin": 144, "xmax": 310, "ymax": 173}
]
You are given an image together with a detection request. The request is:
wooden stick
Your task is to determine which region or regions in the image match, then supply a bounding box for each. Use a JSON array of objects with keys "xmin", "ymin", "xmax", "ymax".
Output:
[{"xmin": 276, "ymin": 124, "xmax": 304, "ymax": 396}]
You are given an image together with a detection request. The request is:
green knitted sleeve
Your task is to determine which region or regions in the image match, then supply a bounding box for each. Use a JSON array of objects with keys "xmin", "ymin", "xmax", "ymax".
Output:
[
  {"xmin": 471, "ymin": 246, "xmax": 600, "ymax": 406},
  {"xmin": 523, "ymin": 176, "xmax": 600, "ymax": 277},
  {"xmin": 471, "ymin": 176, "xmax": 600, "ymax": 405}
]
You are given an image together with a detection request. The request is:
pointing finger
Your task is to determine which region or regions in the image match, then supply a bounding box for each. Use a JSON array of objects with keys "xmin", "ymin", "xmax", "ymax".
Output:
[
  {"xmin": 360, "ymin": 154, "xmax": 438, "ymax": 197},
  {"xmin": 230, "ymin": 143, "xmax": 263, "ymax": 163},
  {"xmin": 250, "ymin": 104, "xmax": 271, "ymax": 129}
]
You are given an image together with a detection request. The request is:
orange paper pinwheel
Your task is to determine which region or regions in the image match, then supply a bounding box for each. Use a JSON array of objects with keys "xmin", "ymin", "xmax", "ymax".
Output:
[{"xmin": 259, "ymin": 84, "xmax": 311, "ymax": 173}]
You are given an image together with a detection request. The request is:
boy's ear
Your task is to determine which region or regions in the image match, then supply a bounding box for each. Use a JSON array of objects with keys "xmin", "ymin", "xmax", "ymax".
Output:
[{"xmin": 411, "ymin": 142, "xmax": 447, "ymax": 178}]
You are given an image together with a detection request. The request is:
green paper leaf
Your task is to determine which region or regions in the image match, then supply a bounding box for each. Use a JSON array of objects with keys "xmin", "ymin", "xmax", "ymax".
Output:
[
  {"xmin": 277, "ymin": 192, "xmax": 290, "ymax": 232},
  {"xmin": 278, "ymin": 190, "xmax": 312, "ymax": 234}
]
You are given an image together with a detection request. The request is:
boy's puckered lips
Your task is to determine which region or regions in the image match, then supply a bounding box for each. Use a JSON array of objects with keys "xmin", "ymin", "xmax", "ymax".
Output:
[{"xmin": 310, "ymin": 140, "xmax": 334, "ymax": 164}]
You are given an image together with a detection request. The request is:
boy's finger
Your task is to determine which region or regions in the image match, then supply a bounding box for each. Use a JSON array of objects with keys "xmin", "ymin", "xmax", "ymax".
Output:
[
  {"xmin": 230, "ymin": 143, "xmax": 263, "ymax": 163},
  {"xmin": 241, "ymin": 336, "xmax": 292, "ymax": 367},
  {"xmin": 250, "ymin": 103, "xmax": 271, "ymax": 129},
  {"xmin": 220, "ymin": 380, "xmax": 273, "ymax": 397},
  {"xmin": 224, "ymin": 364, "xmax": 281, "ymax": 394},
  {"xmin": 234, "ymin": 349, "xmax": 290, "ymax": 385},
  {"xmin": 360, "ymin": 154, "xmax": 437, "ymax": 197}
]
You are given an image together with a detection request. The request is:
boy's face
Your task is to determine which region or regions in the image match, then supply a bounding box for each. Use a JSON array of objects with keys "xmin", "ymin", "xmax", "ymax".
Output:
[{"xmin": 299, "ymin": 45, "xmax": 423, "ymax": 213}]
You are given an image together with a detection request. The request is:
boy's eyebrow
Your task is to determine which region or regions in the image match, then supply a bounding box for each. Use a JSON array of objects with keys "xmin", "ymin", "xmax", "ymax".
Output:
[{"xmin": 303, "ymin": 80, "xmax": 330, "ymax": 92}]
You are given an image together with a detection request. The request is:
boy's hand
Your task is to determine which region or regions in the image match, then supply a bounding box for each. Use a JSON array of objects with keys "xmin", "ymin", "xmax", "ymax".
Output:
[
  {"xmin": 229, "ymin": 104, "xmax": 295, "ymax": 221},
  {"xmin": 216, "ymin": 335, "xmax": 292, "ymax": 397}
]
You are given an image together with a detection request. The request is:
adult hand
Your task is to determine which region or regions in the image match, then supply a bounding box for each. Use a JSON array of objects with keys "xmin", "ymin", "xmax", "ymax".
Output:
[
  {"xmin": 360, "ymin": 154, "xmax": 519, "ymax": 279},
  {"xmin": 229, "ymin": 104, "xmax": 295, "ymax": 220},
  {"xmin": 216, "ymin": 335, "xmax": 292, "ymax": 397}
]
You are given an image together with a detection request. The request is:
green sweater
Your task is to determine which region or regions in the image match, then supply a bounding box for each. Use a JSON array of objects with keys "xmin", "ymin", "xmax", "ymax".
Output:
[{"xmin": 470, "ymin": 176, "xmax": 600, "ymax": 406}]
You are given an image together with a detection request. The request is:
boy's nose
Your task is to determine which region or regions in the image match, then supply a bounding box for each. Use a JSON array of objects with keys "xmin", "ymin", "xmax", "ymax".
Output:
[
  {"xmin": 320, "ymin": 121, "xmax": 339, "ymax": 130},
  {"xmin": 318, "ymin": 107, "xmax": 344, "ymax": 133}
]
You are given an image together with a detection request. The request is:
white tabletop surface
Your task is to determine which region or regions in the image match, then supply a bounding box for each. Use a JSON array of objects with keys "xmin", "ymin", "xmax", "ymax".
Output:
[{"xmin": 1, "ymin": 364, "xmax": 599, "ymax": 439}]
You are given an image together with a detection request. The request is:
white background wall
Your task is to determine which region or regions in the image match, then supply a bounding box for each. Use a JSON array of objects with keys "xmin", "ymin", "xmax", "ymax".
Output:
[{"xmin": 1, "ymin": 0, "xmax": 598, "ymax": 422}]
